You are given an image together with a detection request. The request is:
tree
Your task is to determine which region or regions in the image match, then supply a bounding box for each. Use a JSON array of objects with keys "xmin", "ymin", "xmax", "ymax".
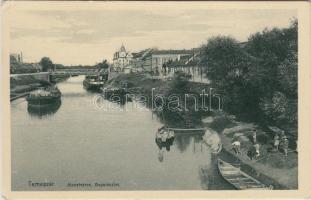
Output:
[
  {"xmin": 40, "ymin": 57, "xmax": 54, "ymax": 72},
  {"xmin": 245, "ymin": 18, "xmax": 297, "ymax": 96},
  {"xmin": 199, "ymin": 36, "xmax": 257, "ymax": 116},
  {"xmin": 259, "ymin": 91, "xmax": 288, "ymax": 124},
  {"xmin": 246, "ymin": 19, "xmax": 298, "ymax": 125},
  {"xmin": 277, "ymin": 51, "xmax": 297, "ymax": 97},
  {"xmin": 199, "ymin": 36, "xmax": 250, "ymax": 86},
  {"xmin": 198, "ymin": 19, "xmax": 298, "ymax": 128},
  {"xmin": 96, "ymin": 59, "xmax": 109, "ymax": 69}
]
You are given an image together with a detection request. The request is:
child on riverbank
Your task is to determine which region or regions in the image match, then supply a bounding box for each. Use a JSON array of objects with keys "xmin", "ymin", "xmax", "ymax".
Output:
[
  {"xmin": 274, "ymin": 133, "xmax": 280, "ymax": 150},
  {"xmin": 280, "ymin": 135, "xmax": 289, "ymax": 156},
  {"xmin": 253, "ymin": 129, "xmax": 257, "ymax": 144},
  {"xmin": 231, "ymin": 140, "xmax": 241, "ymax": 154},
  {"xmin": 254, "ymin": 143, "xmax": 260, "ymax": 159}
]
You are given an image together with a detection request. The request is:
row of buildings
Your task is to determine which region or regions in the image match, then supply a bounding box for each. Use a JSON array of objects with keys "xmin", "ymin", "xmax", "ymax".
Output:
[{"xmin": 112, "ymin": 44, "xmax": 207, "ymax": 82}]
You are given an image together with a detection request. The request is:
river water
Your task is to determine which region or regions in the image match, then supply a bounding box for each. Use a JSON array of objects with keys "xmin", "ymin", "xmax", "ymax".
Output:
[{"xmin": 11, "ymin": 76, "xmax": 233, "ymax": 191}]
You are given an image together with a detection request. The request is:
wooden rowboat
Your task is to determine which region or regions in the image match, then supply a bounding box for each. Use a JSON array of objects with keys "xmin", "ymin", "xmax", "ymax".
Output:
[{"xmin": 218, "ymin": 159, "xmax": 272, "ymax": 190}]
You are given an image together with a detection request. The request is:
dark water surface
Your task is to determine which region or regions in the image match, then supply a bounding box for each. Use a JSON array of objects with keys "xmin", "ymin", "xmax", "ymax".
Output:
[{"xmin": 11, "ymin": 76, "xmax": 233, "ymax": 191}]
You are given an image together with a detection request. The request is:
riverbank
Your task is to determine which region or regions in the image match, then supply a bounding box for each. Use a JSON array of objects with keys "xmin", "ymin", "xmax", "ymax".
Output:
[
  {"xmin": 203, "ymin": 112, "xmax": 298, "ymax": 189},
  {"xmin": 106, "ymin": 72, "xmax": 298, "ymax": 189}
]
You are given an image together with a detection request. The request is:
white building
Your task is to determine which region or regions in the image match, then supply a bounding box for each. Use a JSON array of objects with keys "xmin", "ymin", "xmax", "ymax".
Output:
[{"xmin": 112, "ymin": 44, "xmax": 133, "ymax": 72}]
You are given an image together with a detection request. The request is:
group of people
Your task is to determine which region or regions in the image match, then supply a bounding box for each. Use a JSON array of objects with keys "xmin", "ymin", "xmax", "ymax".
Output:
[
  {"xmin": 231, "ymin": 130, "xmax": 261, "ymax": 160},
  {"xmin": 232, "ymin": 129, "xmax": 291, "ymax": 160}
]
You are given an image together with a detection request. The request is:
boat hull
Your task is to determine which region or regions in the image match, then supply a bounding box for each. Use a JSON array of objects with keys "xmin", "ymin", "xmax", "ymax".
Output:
[
  {"xmin": 218, "ymin": 159, "xmax": 271, "ymax": 190},
  {"xmin": 83, "ymin": 80, "xmax": 103, "ymax": 90}
]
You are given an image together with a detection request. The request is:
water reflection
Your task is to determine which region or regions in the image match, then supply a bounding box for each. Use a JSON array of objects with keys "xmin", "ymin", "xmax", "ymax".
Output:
[
  {"xmin": 199, "ymin": 165, "xmax": 210, "ymax": 190},
  {"xmin": 174, "ymin": 132, "xmax": 205, "ymax": 152},
  {"xmin": 155, "ymin": 130, "xmax": 211, "ymax": 163},
  {"xmin": 27, "ymin": 100, "xmax": 61, "ymax": 119},
  {"xmin": 199, "ymin": 155, "xmax": 235, "ymax": 190},
  {"xmin": 155, "ymin": 137, "xmax": 174, "ymax": 152}
]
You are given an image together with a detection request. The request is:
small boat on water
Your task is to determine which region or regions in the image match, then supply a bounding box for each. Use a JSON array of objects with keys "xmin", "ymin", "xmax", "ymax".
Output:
[
  {"xmin": 83, "ymin": 75, "xmax": 106, "ymax": 90},
  {"xmin": 156, "ymin": 127, "xmax": 175, "ymax": 143},
  {"xmin": 26, "ymin": 86, "xmax": 61, "ymax": 106},
  {"xmin": 155, "ymin": 127, "xmax": 175, "ymax": 151},
  {"xmin": 218, "ymin": 159, "xmax": 272, "ymax": 190}
]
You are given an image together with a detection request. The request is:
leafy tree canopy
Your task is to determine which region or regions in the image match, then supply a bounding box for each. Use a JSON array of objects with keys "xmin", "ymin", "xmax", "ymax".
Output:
[
  {"xmin": 198, "ymin": 18, "xmax": 298, "ymax": 132},
  {"xmin": 40, "ymin": 57, "xmax": 54, "ymax": 72}
]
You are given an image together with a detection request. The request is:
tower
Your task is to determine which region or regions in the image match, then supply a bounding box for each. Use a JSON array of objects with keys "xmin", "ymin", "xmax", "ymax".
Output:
[{"xmin": 120, "ymin": 44, "xmax": 126, "ymax": 52}]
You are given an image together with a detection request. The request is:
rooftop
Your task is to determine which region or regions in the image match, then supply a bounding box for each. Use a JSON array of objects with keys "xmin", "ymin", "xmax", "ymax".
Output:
[{"xmin": 152, "ymin": 49, "xmax": 194, "ymax": 55}]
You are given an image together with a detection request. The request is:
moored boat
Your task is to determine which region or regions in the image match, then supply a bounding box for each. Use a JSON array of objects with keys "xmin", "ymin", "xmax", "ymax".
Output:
[
  {"xmin": 83, "ymin": 75, "xmax": 106, "ymax": 90},
  {"xmin": 155, "ymin": 126, "xmax": 175, "ymax": 151},
  {"xmin": 218, "ymin": 159, "xmax": 272, "ymax": 190},
  {"xmin": 26, "ymin": 86, "xmax": 61, "ymax": 106},
  {"xmin": 156, "ymin": 126, "xmax": 175, "ymax": 143}
]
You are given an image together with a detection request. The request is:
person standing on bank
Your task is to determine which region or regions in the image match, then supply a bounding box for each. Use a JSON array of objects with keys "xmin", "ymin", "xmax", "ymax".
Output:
[
  {"xmin": 281, "ymin": 135, "xmax": 289, "ymax": 156},
  {"xmin": 254, "ymin": 143, "xmax": 260, "ymax": 159},
  {"xmin": 274, "ymin": 133, "xmax": 280, "ymax": 150},
  {"xmin": 232, "ymin": 140, "xmax": 241, "ymax": 154},
  {"xmin": 253, "ymin": 129, "xmax": 257, "ymax": 144}
]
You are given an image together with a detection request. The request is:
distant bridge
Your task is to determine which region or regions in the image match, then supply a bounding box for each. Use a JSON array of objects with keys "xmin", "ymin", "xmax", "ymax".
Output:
[
  {"xmin": 50, "ymin": 68, "xmax": 107, "ymax": 76},
  {"xmin": 10, "ymin": 68, "xmax": 108, "ymax": 78},
  {"xmin": 10, "ymin": 69, "xmax": 109, "ymax": 83}
]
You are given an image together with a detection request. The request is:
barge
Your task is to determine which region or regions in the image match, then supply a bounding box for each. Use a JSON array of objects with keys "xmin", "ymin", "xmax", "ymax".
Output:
[{"xmin": 26, "ymin": 86, "xmax": 61, "ymax": 106}]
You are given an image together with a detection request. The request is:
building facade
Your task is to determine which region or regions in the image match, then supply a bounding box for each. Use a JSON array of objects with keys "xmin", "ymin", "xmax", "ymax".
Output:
[
  {"xmin": 112, "ymin": 44, "xmax": 133, "ymax": 72},
  {"xmin": 130, "ymin": 49, "xmax": 196, "ymax": 75},
  {"xmin": 166, "ymin": 52, "xmax": 210, "ymax": 83}
]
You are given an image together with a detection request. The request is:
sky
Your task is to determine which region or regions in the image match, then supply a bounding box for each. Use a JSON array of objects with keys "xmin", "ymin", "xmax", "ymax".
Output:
[{"xmin": 7, "ymin": 2, "xmax": 297, "ymax": 65}]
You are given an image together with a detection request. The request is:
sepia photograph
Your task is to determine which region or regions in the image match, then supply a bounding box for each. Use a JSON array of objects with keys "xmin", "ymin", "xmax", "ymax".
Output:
[{"xmin": 1, "ymin": 1, "xmax": 310, "ymax": 197}]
